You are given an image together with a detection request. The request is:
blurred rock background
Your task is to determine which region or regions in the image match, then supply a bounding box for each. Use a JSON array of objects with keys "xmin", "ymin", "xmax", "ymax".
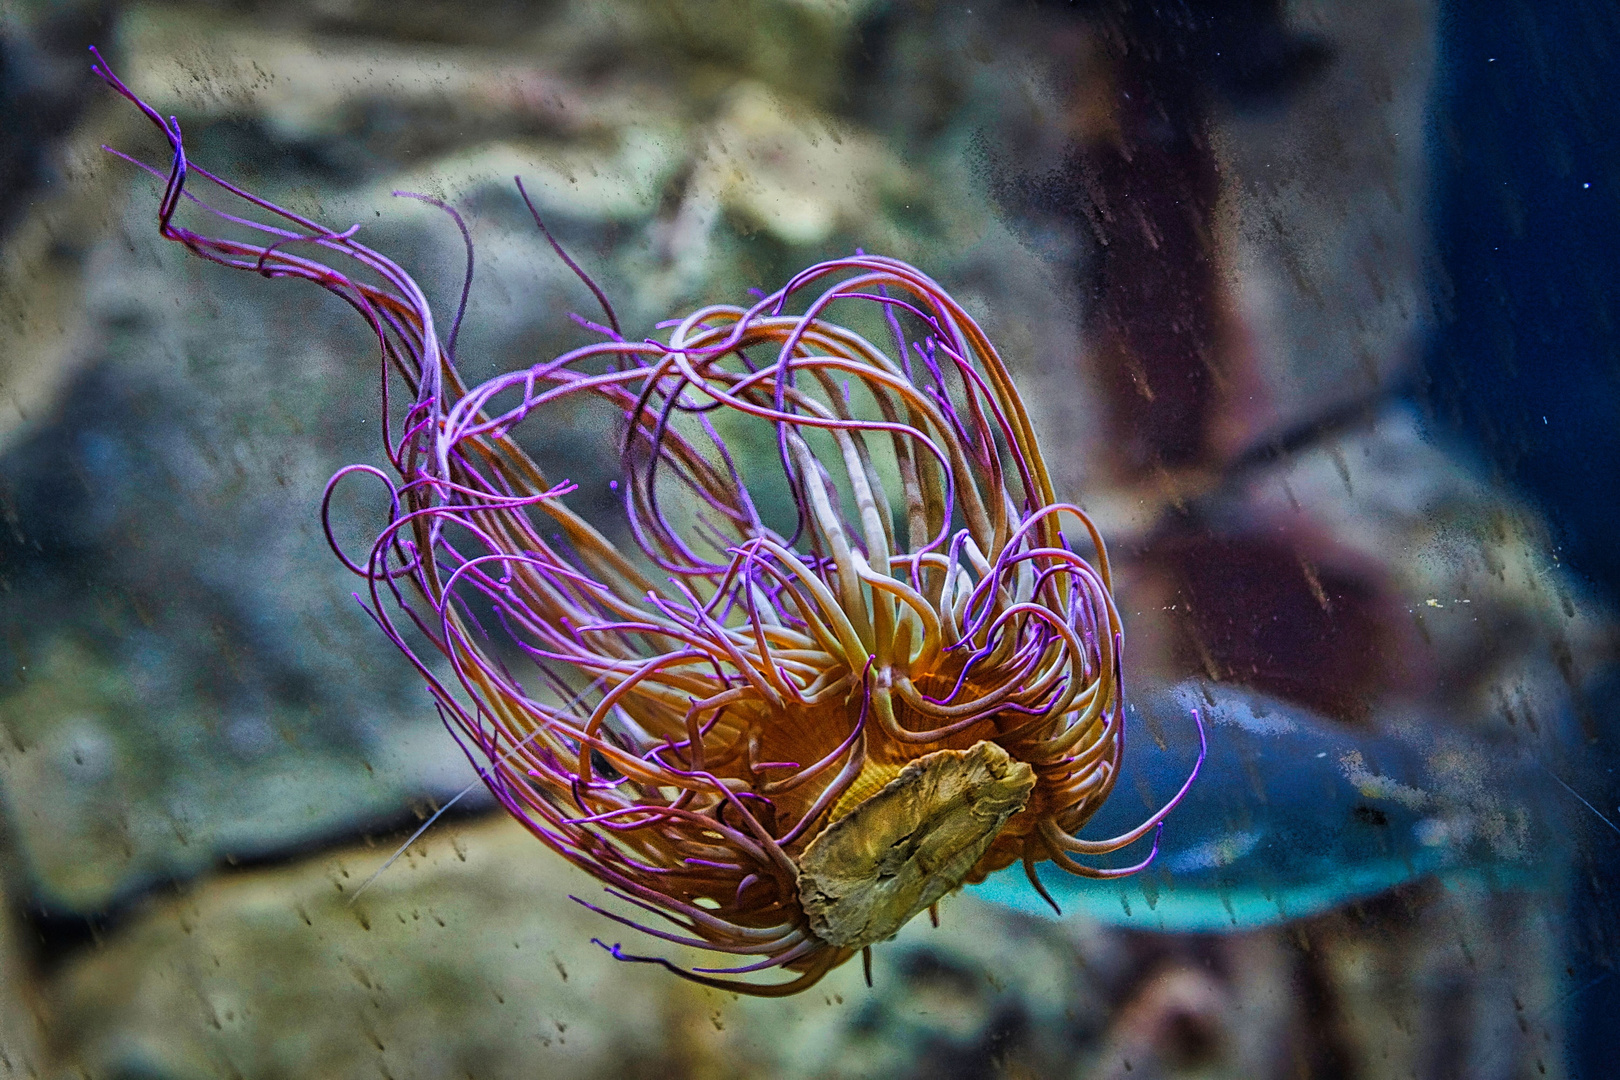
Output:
[{"xmin": 0, "ymin": 0, "xmax": 1615, "ymax": 1077}]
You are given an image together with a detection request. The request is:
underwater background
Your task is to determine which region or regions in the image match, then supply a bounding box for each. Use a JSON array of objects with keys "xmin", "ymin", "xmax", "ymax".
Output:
[{"xmin": 1, "ymin": 0, "xmax": 1617, "ymax": 1077}]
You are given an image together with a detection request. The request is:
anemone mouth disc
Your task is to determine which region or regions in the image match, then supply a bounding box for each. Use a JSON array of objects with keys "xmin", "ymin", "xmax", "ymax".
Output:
[{"xmin": 796, "ymin": 740, "xmax": 1035, "ymax": 950}]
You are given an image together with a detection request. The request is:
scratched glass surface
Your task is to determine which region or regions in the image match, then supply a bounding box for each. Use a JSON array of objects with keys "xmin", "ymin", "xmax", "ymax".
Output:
[{"xmin": 0, "ymin": 2, "xmax": 1615, "ymax": 1078}]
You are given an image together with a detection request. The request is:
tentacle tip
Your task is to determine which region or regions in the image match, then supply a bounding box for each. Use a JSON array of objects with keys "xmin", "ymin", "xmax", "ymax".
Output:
[
  {"xmin": 1142, "ymin": 822, "xmax": 1165, "ymax": 866},
  {"xmin": 1187, "ymin": 707, "xmax": 1210, "ymax": 772}
]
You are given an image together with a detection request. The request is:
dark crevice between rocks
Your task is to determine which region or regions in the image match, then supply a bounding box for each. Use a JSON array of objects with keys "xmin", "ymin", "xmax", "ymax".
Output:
[
  {"xmin": 0, "ymin": 1, "xmax": 117, "ymax": 241},
  {"xmin": 10, "ymin": 797, "xmax": 505, "ymax": 975}
]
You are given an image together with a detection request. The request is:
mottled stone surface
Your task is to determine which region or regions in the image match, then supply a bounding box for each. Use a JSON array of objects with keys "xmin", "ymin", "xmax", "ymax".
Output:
[
  {"xmin": 28, "ymin": 813, "xmax": 1563, "ymax": 1080},
  {"xmin": 43, "ymin": 817, "xmax": 678, "ymax": 1080},
  {"xmin": 0, "ymin": 212, "xmax": 494, "ymax": 907}
]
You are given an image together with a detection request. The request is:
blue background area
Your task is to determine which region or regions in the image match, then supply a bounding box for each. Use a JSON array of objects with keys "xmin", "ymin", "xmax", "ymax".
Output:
[
  {"xmin": 1427, "ymin": 5, "xmax": 1620, "ymax": 1073},
  {"xmin": 1426, "ymin": 4, "xmax": 1620, "ymax": 600}
]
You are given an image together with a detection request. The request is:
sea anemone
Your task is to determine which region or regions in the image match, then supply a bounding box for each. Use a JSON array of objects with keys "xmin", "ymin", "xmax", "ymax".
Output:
[{"xmin": 93, "ymin": 51, "xmax": 1202, "ymax": 996}]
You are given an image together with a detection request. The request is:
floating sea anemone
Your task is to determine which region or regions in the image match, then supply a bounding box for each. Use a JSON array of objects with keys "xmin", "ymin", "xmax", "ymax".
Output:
[{"xmin": 93, "ymin": 51, "xmax": 1202, "ymax": 996}]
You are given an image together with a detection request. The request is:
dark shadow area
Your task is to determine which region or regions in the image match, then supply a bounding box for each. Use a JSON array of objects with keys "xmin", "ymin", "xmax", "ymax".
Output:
[
  {"xmin": 1424, "ymin": 5, "xmax": 1620, "ymax": 1074},
  {"xmin": 1424, "ymin": 3, "xmax": 1620, "ymax": 602}
]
